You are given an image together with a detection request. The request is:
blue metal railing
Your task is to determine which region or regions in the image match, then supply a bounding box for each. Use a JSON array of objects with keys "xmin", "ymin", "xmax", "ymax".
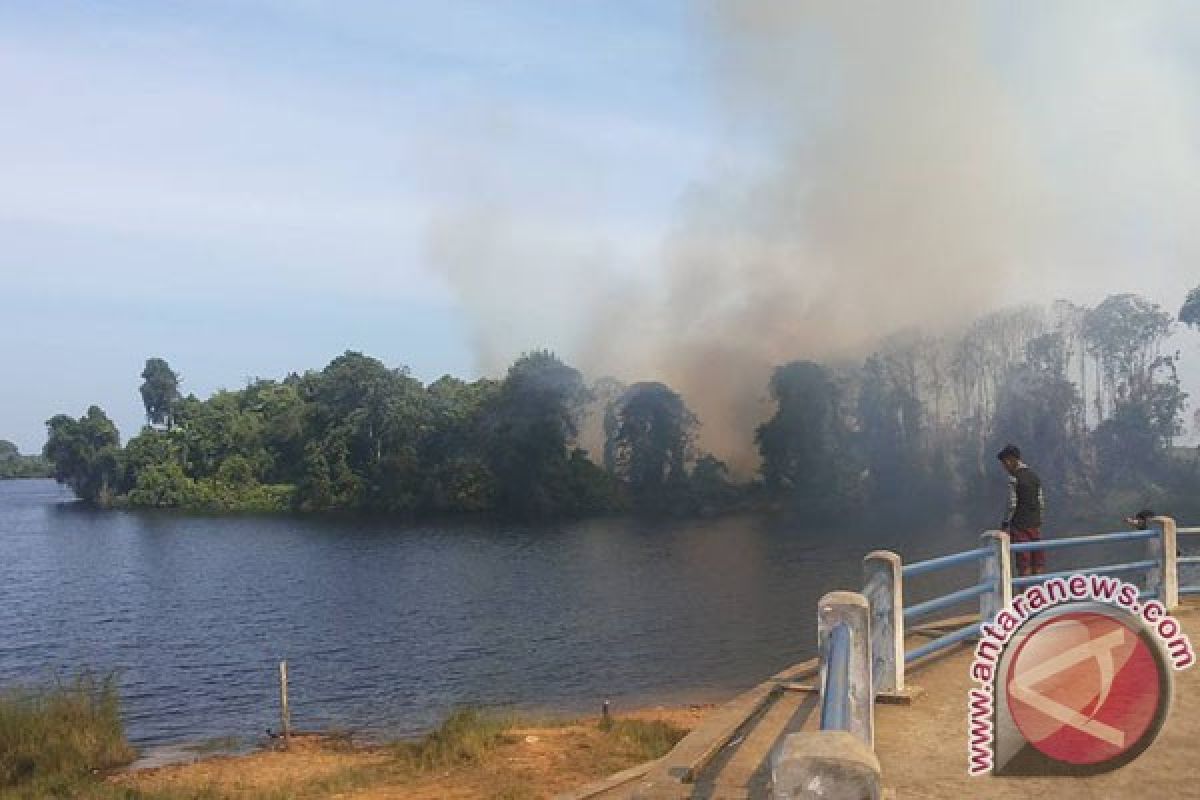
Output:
[
  {"xmin": 904, "ymin": 581, "xmax": 990, "ymax": 623},
  {"xmin": 896, "ymin": 526, "xmax": 1176, "ymax": 666},
  {"xmin": 902, "ymin": 547, "xmax": 990, "ymax": 578},
  {"xmin": 899, "ymin": 544, "xmax": 992, "ymax": 665},
  {"xmin": 907, "ymin": 622, "xmax": 981, "ymax": 662},
  {"xmin": 1179, "ymin": 527, "xmax": 1200, "ymax": 596},
  {"xmin": 1008, "ymin": 529, "xmax": 1155, "ymax": 552},
  {"xmin": 1011, "ymin": 559, "xmax": 1157, "ymax": 588},
  {"xmin": 820, "ymin": 623, "xmax": 851, "ymax": 732}
]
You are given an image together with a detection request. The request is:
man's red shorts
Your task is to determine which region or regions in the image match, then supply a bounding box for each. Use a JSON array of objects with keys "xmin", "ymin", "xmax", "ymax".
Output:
[{"xmin": 1010, "ymin": 527, "xmax": 1045, "ymax": 572}]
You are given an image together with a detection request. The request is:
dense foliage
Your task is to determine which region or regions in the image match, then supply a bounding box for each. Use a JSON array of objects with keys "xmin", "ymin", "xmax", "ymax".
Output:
[
  {"xmin": 40, "ymin": 290, "xmax": 1200, "ymax": 523},
  {"xmin": 749, "ymin": 294, "xmax": 1198, "ymax": 524},
  {"xmin": 0, "ymin": 441, "xmax": 51, "ymax": 479}
]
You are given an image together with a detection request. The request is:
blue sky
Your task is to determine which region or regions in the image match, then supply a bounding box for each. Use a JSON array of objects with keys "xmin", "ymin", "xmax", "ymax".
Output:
[{"xmin": 0, "ymin": 1, "xmax": 711, "ymax": 451}]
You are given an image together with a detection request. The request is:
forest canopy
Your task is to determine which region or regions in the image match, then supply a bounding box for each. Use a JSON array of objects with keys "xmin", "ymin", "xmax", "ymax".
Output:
[
  {"xmin": 0, "ymin": 440, "xmax": 51, "ymax": 479},
  {"xmin": 40, "ymin": 289, "xmax": 1200, "ymax": 523}
]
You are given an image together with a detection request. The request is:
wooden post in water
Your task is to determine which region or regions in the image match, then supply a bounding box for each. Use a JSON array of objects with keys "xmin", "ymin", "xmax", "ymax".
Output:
[{"xmin": 279, "ymin": 660, "xmax": 291, "ymax": 745}]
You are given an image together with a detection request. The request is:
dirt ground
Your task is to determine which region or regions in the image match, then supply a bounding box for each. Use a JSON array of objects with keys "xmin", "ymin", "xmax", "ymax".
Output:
[
  {"xmin": 112, "ymin": 707, "xmax": 711, "ymax": 800},
  {"xmin": 875, "ymin": 603, "xmax": 1200, "ymax": 799}
]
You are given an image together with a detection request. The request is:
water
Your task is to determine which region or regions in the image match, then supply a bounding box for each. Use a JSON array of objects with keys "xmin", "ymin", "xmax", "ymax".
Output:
[{"xmin": 0, "ymin": 479, "xmax": 986, "ymax": 747}]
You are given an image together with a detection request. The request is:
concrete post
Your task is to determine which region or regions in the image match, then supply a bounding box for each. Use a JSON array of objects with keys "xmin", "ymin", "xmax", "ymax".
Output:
[
  {"xmin": 980, "ymin": 531, "xmax": 1012, "ymax": 624},
  {"xmin": 772, "ymin": 592, "xmax": 880, "ymax": 799},
  {"xmin": 771, "ymin": 730, "xmax": 882, "ymax": 800},
  {"xmin": 863, "ymin": 551, "xmax": 904, "ymax": 695},
  {"xmin": 1152, "ymin": 516, "xmax": 1179, "ymax": 609},
  {"xmin": 817, "ymin": 591, "xmax": 874, "ymax": 748}
]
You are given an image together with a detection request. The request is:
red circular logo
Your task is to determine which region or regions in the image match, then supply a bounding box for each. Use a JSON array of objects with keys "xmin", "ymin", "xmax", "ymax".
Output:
[{"xmin": 1005, "ymin": 610, "xmax": 1167, "ymax": 766}]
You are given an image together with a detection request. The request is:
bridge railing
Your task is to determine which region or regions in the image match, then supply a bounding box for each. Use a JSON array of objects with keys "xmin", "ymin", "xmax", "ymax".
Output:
[
  {"xmin": 775, "ymin": 517, "xmax": 1189, "ymax": 798},
  {"xmin": 864, "ymin": 516, "xmax": 1182, "ymax": 692},
  {"xmin": 777, "ymin": 520, "xmax": 1190, "ymax": 800},
  {"xmin": 1178, "ymin": 526, "xmax": 1200, "ymax": 596}
]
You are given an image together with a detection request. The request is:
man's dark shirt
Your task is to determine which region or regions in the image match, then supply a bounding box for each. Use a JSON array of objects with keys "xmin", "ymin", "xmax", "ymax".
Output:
[{"xmin": 1005, "ymin": 465, "xmax": 1044, "ymax": 530}]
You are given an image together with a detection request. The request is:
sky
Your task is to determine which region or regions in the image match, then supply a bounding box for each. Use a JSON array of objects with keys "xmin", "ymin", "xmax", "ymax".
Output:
[
  {"xmin": 0, "ymin": 1, "xmax": 709, "ymax": 451},
  {"xmin": 3, "ymin": 2, "xmax": 1200, "ymax": 456}
]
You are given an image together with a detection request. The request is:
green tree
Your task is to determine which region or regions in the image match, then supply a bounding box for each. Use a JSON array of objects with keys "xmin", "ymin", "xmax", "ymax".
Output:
[
  {"xmin": 43, "ymin": 407, "xmax": 123, "ymax": 504},
  {"xmin": 139, "ymin": 358, "xmax": 181, "ymax": 428},
  {"xmin": 303, "ymin": 352, "xmax": 428, "ymax": 511},
  {"xmin": 174, "ymin": 391, "xmax": 271, "ymax": 480},
  {"xmin": 0, "ymin": 439, "xmax": 52, "ymax": 479},
  {"xmin": 486, "ymin": 351, "xmax": 593, "ymax": 518},
  {"xmin": 242, "ymin": 379, "xmax": 310, "ymax": 484},
  {"xmin": 418, "ymin": 376, "xmax": 500, "ymax": 512}
]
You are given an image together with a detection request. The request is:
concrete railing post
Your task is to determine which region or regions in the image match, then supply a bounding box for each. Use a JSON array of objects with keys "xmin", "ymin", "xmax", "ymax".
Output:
[
  {"xmin": 817, "ymin": 591, "xmax": 874, "ymax": 747},
  {"xmin": 772, "ymin": 732, "xmax": 881, "ymax": 800},
  {"xmin": 773, "ymin": 591, "xmax": 881, "ymax": 800},
  {"xmin": 980, "ymin": 531, "xmax": 1012, "ymax": 624},
  {"xmin": 863, "ymin": 550, "xmax": 904, "ymax": 695},
  {"xmin": 1152, "ymin": 516, "xmax": 1179, "ymax": 609}
]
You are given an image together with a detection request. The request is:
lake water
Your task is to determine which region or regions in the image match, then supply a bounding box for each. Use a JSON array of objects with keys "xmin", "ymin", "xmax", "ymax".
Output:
[{"xmin": 0, "ymin": 479, "xmax": 1012, "ymax": 746}]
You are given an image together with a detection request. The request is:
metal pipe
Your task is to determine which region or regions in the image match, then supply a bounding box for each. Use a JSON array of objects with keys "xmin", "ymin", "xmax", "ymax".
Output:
[
  {"xmin": 905, "ymin": 622, "xmax": 980, "ymax": 663},
  {"xmin": 902, "ymin": 547, "xmax": 990, "ymax": 577},
  {"xmin": 903, "ymin": 581, "xmax": 991, "ymax": 624},
  {"xmin": 1009, "ymin": 530, "xmax": 1155, "ymax": 552},
  {"xmin": 820, "ymin": 623, "xmax": 851, "ymax": 732},
  {"xmin": 1010, "ymin": 559, "xmax": 1157, "ymax": 587}
]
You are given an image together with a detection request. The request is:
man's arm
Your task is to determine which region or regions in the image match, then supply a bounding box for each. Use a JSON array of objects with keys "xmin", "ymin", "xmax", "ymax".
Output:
[{"xmin": 1002, "ymin": 475, "xmax": 1017, "ymax": 530}]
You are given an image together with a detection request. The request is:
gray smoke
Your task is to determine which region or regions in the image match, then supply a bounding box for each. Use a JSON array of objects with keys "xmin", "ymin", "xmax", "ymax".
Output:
[{"xmin": 431, "ymin": 1, "xmax": 1200, "ymax": 472}]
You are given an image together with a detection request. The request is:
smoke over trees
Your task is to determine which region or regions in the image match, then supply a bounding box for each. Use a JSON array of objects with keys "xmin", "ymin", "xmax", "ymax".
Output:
[
  {"xmin": 428, "ymin": 3, "xmax": 1200, "ymax": 474},
  {"xmin": 41, "ymin": 290, "xmax": 1199, "ymax": 524}
]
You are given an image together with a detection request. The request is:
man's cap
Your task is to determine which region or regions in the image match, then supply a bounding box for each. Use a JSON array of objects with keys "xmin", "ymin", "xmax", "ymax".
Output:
[{"xmin": 996, "ymin": 444, "xmax": 1021, "ymax": 461}]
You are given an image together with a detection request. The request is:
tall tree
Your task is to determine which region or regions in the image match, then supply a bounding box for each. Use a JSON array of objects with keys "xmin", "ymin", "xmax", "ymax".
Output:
[
  {"xmin": 756, "ymin": 360, "xmax": 852, "ymax": 508},
  {"xmin": 486, "ymin": 351, "xmax": 592, "ymax": 517},
  {"xmin": 1180, "ymin": 284, "xmax": 1200, "ymax": 330},
  {"xmin": 990, "ymin": 332, "xmax": 1088, "ymax": 497},
  {"xmin": 1082, "ymin": 294, "xmax": 1173, "ymax": 421},
  {"xmin": 139, "ymin": 358, "xmax": 181, "ymax": 429},
  {"xmin": 609, "ymin": 382, "xmax": 697, "ymax": 501}
]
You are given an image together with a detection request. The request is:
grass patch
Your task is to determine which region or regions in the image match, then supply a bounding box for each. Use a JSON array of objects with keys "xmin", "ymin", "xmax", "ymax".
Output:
[
  {"xmin": 392, "ymin": 707, "xmax": 511, "ymax": 773},
  {"xmin": 599, "ymin": 718, "xmax": 687, "ymax": 761},
  {"xmin": 0, "ymin": 673, "xmax": 135, "ymax": 798}
]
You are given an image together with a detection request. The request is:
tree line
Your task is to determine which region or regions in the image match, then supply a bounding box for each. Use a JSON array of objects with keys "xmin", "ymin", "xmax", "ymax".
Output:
[
  {"xmin": 0, "ymin": 440, "xmax": 51, "ymax": 479},
  {"xmin": 39, "ymin": 289, "xmax": 1200, "ymax": 523}
]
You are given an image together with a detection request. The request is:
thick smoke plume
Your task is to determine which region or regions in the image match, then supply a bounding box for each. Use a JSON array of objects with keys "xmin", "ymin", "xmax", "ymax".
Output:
[{"xmin": 431, "ymin": 2, "xmax": 1200, "ymax": 472}]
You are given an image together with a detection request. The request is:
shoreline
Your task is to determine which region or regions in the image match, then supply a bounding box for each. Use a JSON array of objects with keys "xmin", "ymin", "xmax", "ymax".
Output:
[{"xmin": 111, "ymin": 703, "xmax": 715, "ymax": 799}]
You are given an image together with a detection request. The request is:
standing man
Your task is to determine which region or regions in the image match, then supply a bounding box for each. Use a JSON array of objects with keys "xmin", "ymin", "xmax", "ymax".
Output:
[{"xmin": 997, "ymin": 444, "xmax": 1045, "ymax": 577}]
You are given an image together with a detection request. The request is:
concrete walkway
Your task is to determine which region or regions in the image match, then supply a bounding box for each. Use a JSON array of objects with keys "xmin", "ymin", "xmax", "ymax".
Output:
[
  {"xmin": 876, "ymin": 601, "xmax": 1200, "ymax": 799},
  {"xmin": 565, "ymin": 601, "xmax": 1200, "ymax": 799}
]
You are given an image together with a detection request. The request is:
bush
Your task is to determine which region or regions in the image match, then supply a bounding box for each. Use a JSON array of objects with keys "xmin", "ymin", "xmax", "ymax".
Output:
[
  {"xmin": 0, "ymin": 674, "xmax": 135, "ymax": 794},
  {"xmin": 599, "ymin": 718, "xmax": 687, "ymax": 761},
  {"xmin": 393, "ymin": 708, "xmax": 509, "ymax": 772}
]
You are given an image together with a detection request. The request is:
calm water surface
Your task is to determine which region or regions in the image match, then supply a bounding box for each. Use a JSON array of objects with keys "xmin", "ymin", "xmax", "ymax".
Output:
[{"xmin": 1, "ymin": 479, "xmax": 983, "ymax": 746}]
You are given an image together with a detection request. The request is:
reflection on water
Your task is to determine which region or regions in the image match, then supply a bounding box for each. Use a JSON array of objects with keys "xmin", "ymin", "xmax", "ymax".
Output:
[{"xmin": 0, "ymin": 479, "xmax": 1113, "ymax": 746}]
